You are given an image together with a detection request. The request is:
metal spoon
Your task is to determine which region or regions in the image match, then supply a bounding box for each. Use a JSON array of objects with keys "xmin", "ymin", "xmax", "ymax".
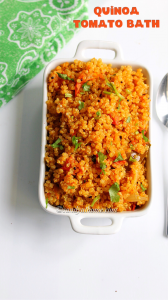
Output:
[
  {"xmin": 156, "ymin": 73, "xmax": 168, "ymax": 235},
  {"xmin": 156, "ymin": 74, "xmax": 168, "ymax": 127}
]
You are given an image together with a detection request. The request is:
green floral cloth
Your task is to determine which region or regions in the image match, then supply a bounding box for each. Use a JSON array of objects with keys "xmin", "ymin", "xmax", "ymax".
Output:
[{"xmin": 0, "ymin": 0, "xmax": 88, "ymax": 108}]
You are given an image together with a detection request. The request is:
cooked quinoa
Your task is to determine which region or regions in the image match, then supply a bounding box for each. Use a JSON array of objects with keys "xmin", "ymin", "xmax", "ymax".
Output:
[{"xmin": 44, "ymin": 58, "xmax": 150, "ymax": 212}]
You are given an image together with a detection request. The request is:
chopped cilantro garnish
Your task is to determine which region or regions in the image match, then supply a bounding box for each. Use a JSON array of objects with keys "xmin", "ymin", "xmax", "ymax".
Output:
[
  {"xmin": 91, "ymin": 195, "xmax": 100, "ymax": 207},
  {"xmin": 105, "ymin": 79, "xmax": 112, "ymax": 89},
  {"xmin": 51, "ymin": 138, "xmax": 64, "ymax": 150},
  {"xmin": 126, "ymin": 89, "xmax": 131, "ymax": 94},
  {"xmin": 109, "ymin": 183, "xmax": 120, "ymax": 203},
  {"xmin": 135, "ymin": 131, "xmax": 139, "ymax": 135},
  {"xmin": 98, "ymin": 152, "xmax": 107, "ymax": 162},
  {"xmin": 129, "ymin": 156, "xmax": 137, "ymax": 162},
  {"xmin": 141, "ymin": 184, "xmax": 147, "ymax": 192},
  {"xmin": 100, "ymin": 163, "xmax": 106, "ymax": 174},
  {"xmin": 142, "ymin": 130, "xmax": 149, "ymax": 142},
  {"xmin": 65, "ymin": 93, "xmax": 72, "ymax": 97},
  {"xmin": 57, "ymin": 72, "xmax": 74, "ymax": 81},
  {"xmin": 80, "ymin": 92, "xmax": 85, "ymax": 95},
  {"xmin": 111, "ymin": 82, "xmax": 125, "ymax": 99},
  {"xmin": 135, "ymin": 123, "xmax": 138, "ymax": 126},
  {"xmin": 78, "ymin": 101, "xmax": 84, "ymax": 111},
  {"xmin": 82, "ymin": 82, "xmax": 90, "ymax": 92},
  {"xmin": 72, "ymin": 136, "xmax": 82, "ymax": 151},
  {"xmin": 110, "ymin": 142, "xmax": 113, "ymax": 146},
  {"xmin": 52, "ymin": 138, "xmax": 61, "ymax": 146},
  {"xmin": 126, "ymin": 116, "xmax": 131, "ymax": 123},
  {"xmin": 114, "ymin": 152, "xmax": 124, "ymax": 163},
  {"xmin": 130, "ymin": 144, "xmax": 134, "ymax": 150},
  {"xmin": 46, "ymin": 198, "xmax": 48, "ymax": 209},
  {"xmin": 67, "ymin": 186, "xmax": 75, "ymax": 189},
  {"xmin": 103, "ymin": 91, "xmax": 112, "ymax": 95},
  {"xmin": 106, "ymin": 79, "xmax": 125, "ymax": 100},
  {"xmin": 98, "ymin": 152, "xmax": 107, "ymax": 174},
  {"xmin": 95, "ymin": 111, "xmax": 101, "ymax": 120}
]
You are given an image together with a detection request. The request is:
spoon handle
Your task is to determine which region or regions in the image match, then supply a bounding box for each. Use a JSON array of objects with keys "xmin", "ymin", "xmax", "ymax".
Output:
[{"xmin": 167, "ymin": 192, "xmax": 168, "ymax": 236}]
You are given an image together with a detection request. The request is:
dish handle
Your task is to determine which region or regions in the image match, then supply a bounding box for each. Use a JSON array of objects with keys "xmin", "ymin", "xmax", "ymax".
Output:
[
  {"xmin": 75, "ymin": 40, "xmax": 123, "ymax": 61},
  {"xmin": 69, "ymin": 214, "xmax": 124, "ymax": 235}
]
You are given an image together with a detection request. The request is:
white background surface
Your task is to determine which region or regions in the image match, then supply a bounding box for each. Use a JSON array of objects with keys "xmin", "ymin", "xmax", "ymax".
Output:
[{"xmin": 1, "ymin": 0, "xmax": 168, "ymax": 299}]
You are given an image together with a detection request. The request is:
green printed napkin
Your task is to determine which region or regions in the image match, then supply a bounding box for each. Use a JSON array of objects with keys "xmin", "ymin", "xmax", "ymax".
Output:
[{"xmin": 0, "ymin": 0, "xmax": 88, "ymax": 108}]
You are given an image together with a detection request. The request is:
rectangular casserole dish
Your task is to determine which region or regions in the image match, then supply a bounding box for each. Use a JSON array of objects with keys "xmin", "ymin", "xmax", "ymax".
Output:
[{"xmin": 39, "ymin": 40, "xmax": 152, "ymax": 234}]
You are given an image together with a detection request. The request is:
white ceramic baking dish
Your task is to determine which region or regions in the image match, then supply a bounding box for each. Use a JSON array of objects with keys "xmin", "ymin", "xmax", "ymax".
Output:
[{"xmin": 39, "ymin": 40, "xmax": 152, "ymax": 235}]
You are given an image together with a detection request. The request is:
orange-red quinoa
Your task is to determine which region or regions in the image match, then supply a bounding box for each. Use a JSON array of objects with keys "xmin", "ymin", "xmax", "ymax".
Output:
[{"xmin": 44, "ymin": 58, "xmax": 150, "ymax": 212}]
